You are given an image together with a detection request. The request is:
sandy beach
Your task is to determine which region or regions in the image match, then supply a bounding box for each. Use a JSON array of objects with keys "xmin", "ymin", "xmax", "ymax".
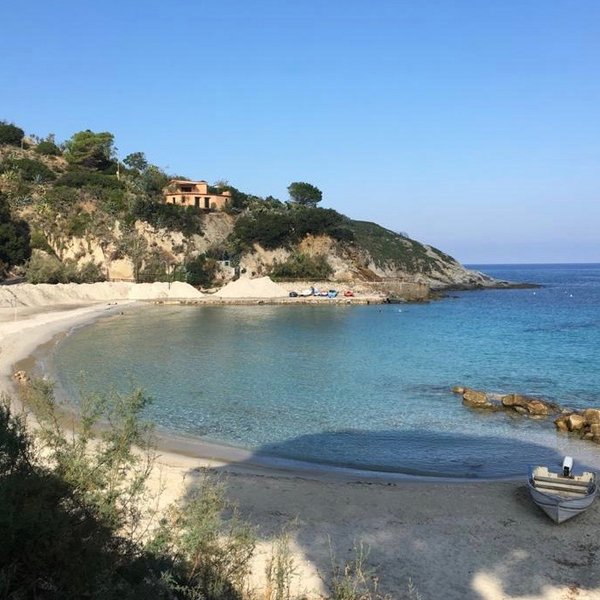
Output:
[{"xmin": 1, "ymin": 285, "xmax": 599, "ymax": 599}]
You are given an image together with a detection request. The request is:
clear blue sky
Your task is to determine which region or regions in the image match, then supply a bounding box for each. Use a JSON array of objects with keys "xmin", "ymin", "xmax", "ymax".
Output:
[{"xmin": 1, "ymin": 1, "xmax": 599, "ymax": 263}]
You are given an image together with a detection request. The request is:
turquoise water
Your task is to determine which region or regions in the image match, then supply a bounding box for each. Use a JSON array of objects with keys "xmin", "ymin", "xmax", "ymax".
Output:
[{"xmin": 51, "ymin": 264, "xmax": 600, "ymax": 478}]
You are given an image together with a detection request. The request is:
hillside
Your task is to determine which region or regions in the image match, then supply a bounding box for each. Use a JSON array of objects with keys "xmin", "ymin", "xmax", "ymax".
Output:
[{"xmin": 0, "ymin": 122, "xmax": 496, "ymax": 292}]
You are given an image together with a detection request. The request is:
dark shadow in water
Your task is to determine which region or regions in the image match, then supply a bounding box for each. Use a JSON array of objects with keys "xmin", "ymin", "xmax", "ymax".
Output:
[{"xmin": 181, "ymin": 429, "xmax": 600, "ymax": 599}]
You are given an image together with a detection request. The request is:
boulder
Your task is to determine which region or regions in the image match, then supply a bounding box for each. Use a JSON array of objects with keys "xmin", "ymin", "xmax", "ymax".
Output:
[
  {"xmin": 554, "ymin": 415, "xmax": 569, "ymax": 432},
  {"xmin": 567, "ymin": 413, "xmax": 586, "ymax": 432},
  {"xmin": 452, "ymin": 386, "xmax": 465, "ymax": 395},
  {"xmin": 583, "ymin": 409, "xmax": 600, "ymax": 425},
  {"xmin": 462, "ymin": 388, "xmax": 493, "ymax": 409},
  {"xmin": 501, "ymin": 394, "xmax": 557, "ymax": 416}
]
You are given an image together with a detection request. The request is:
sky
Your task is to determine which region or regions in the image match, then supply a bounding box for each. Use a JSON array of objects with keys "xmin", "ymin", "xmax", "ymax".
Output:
[{"xmin": 1, "ymin": 0, "xmax": 599, "ymax": 264}]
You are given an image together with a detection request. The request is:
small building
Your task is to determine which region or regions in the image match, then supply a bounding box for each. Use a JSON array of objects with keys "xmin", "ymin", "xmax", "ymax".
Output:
[{"xmin": 163, "ymin": 180, "xmax": 232, "ymax": 211}]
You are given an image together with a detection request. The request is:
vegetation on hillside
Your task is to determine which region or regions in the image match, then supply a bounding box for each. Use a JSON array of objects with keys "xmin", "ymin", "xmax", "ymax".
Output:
[
  {"xmin": 0, "ymin": 118, "xmax": 463, "ymax": 285},
  {"xmin": 349, "ymin": 220, "xmax": 454, "ymax": 274},
  {"xmin": 0, "ymin": 191, "xmax": 30, "ymax": 276}
]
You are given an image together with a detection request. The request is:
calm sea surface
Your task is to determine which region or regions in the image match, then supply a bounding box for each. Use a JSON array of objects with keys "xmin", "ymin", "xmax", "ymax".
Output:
[{"xmin": 50, "ymin": 264, "xmax": 600, "ymax": 478}]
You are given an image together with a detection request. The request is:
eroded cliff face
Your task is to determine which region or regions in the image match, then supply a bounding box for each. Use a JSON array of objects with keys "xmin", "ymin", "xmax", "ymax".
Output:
[{"xmin": 238, "ymin": 233, "xmax": 495, "ymax": 289}]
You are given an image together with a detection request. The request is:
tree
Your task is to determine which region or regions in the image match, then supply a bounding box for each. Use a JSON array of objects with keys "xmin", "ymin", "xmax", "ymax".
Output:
[
  {"xmin": 123, "ymin": 151, "xmax": 148, "ymax": 172},
  {"xmin": 0, "ymin": 121, "xmax": 24, "ymax": 146},
  {"xmin": 64, "ymin": 130, "xmax": 116, "ymax": 170},
  {"xmin": 0, "ymin": 192, "xmax": 31, "ymax": 276},
  {"xmin": 287, "ymin": 181, "xmax": 322, "ymax": 207}
]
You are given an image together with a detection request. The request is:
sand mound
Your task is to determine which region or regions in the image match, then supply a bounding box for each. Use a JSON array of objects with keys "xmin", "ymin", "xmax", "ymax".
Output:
[
  {"xmin": 0, "ymin": 282, "xmax": 203, "ymax": 308},
  {"xmin": 214, "ymin": 276, "xmax": 288, "ymax": 298}
]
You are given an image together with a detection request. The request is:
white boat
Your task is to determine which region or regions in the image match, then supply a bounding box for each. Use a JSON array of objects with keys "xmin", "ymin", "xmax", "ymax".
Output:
[{"xmin": 528, "ymin": 457, "xmax": 597, "ymax": 524}]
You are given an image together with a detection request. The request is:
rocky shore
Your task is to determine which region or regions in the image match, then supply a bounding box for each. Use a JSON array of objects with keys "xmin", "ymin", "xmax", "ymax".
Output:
[{"xmin": 453, "ymin": 386, "xmax": 600, "ymax": 445}]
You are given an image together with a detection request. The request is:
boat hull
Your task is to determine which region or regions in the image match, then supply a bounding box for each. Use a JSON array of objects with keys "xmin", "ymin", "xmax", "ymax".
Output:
[{"xmin": 528, "ymin": 483, "xmax": 597, "ymax": 523}]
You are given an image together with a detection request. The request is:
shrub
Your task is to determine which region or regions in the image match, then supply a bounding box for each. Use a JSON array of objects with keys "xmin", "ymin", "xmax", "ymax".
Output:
[
  {"xmin": 132, "ymin": 198, "xmax": 204, "ymax": 236},
  {"xmin": 65, "ymin": 211, "xmax": 93, "ymax": 237},
  {"xmin": 0, "ymin": 192, "xmax": 31, "ymax": 275},
  {"xmin": 43, "ymin": 185, "xmax": 80, "ymax": 208},
  {"xmin": 56, "ymin": 168, "xmax": 122, "ymax": 191},
  {"xmin": 271, "ymin": 253, "xmax": 333, "ymax": 280},
  {"xmin": 184, "ymin": 254, "xmax": 218, "ymax": 287},
  {"xmin": 0, "ymin": 157, "xmax": 57, "ymax": 182},
  {"xmin": 29, "ymin": 229, "xmax": 53, "ymax": 253},
  {"xmin": 25, "ymin": 252, "xmax": 68, "ymax": 283},
  {"xmin": 233, "ymin": 211, "xmax": 294, "ymax": 250},
  {"xmin": 34, "ymin": 140, "xmax": 62, "ymax": 156},
  {"xmin": 0, "ymin": 121, "xmax": 24, "ymax": 146},
  {"xmin": 233, "ymin": 206, "xmax": 354, "ymax": 251},
  {"xmin": 73, "ymin": 260, "xmax": 106, "ymax": 283}
]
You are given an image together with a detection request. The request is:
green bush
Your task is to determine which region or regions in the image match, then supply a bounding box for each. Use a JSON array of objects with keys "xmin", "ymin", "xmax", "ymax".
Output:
[
  {"xmin": 271, "ymin": 253, "xmax": 333, "ymax": 280},
  {"xmin": 26, "ymin": 252, "xmax": 68, "ymax": 283},
  {"xmin": 0, "ymin": 157, "xmax": 57, "ymax": 182},
  {"xmin": 0, "ymin": 121, "xmax": 24, "ymax": 146},
  {"xmin": 184, "ymin": 254, "xmax": 218, "ymax": 287},
  {"xmin": 64, "ymin": 211, "xmax": 94, "ymax": 237},
  {"xmin": 34, "ymin": 140, "xmax": 62, "ymax": 156},
  {"xmin": 57, "ymin": 168, "xmax": 122, "ymax": 190},
  {"xmin": 0, "ymin": 381, "xmax": 258, "ymax": 599},
  {"xmin": 233, "ymin": 211, "xmax": 294, "ymax": 250},
  {"xmin": 132, "ymin": 198, "xmax": 204, "ymax": 236},
  {"xmin": 233, "ymin": 206, "xmax": 354, "ymax": 250},
  {"xmin": 0, "ymin": 192, "xmax": 31, "ymax": 275},
  {"xmin": 25, "ymin": 253, "xmax": 105, "ymax": 284},
  {"xmin": 29, "ymin": 229, "xmax": 54, "ymax": 253},
  {"xmin": 43, "ymin": 185, "xmax": 80, "ymax": 208}
]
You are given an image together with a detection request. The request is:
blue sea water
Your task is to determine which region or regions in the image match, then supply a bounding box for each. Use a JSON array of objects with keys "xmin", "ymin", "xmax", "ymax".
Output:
[{"xmin": 50, "ymin": 264, "xmax": 600, "ymax": 478}]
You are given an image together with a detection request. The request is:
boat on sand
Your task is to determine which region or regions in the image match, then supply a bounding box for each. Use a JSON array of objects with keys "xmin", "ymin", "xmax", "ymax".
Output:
[{"xmin": 528, "ymin": 457, "xmax": 597, "ymax": 523}]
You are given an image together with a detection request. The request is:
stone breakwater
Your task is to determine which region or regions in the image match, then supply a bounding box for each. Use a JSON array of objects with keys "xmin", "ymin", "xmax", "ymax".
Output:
[{"xmin": 452, "ymin": 386, "xmax": 600, "ymax": 445}]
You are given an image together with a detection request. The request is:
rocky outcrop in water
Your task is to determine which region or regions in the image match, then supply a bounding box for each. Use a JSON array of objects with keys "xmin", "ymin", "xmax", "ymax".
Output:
[
  {"xmin": 555, "ymin": 409, "xmax": 600, "ymax": 444},
  {"xmin": 453, "ymin": 386, "xmax": 600, "ymax": 446},
  {"xmin": 454, "ymin": 387, "xmax": 560, "ymax": 416}
]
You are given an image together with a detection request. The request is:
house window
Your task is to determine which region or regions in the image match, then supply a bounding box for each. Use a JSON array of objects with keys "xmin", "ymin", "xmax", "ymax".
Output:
[
  {"xmin": 172, "ymin": 197, "xmax": 176, "ymax": 202},
  {"xmin": 181, "ymin": 186, "xmax": 192, "ymax": 193},
  {"xmin": 195, "ymin": 197, "xmax": 200, "ymax": 207},
  {"xmin": 204, "ymin": 198, "xmax": 210, "ymax": 209}
]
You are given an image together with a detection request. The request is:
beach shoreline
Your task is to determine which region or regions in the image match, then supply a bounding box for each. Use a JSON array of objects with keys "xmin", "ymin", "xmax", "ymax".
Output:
[{"xmin": 1, "ymin": 295, "xmax": 599, "ymax": 599}]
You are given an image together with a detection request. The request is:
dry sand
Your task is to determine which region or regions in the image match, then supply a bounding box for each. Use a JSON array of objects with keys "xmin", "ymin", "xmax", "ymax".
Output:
[
  {"xmin": 213, "ymin": 276, "xmax": 288, "ymax": 298},
  {"xmin": 0, "ymin": 285, "xmax": 598, "ymax": 599}
]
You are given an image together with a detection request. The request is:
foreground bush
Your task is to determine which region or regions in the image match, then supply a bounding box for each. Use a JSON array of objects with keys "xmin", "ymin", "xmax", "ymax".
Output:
[
  {"xmin": 0, "ymin": 382, "xmax": 257, "ymax": 599},
  {"xmin": 1, "ymin": 380, "xmax": 395, "ymax": 600}
]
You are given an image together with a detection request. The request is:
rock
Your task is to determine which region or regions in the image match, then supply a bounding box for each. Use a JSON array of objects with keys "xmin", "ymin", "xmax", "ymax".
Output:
[
  {"xmin": 452, "ymin": 386, "xmax": 465, "ymax": 394},
  {"xmin": 567, "ymin": 413, "xmax": 586, "ymax": 431},
  {"xmin": 13, "ymin": 370, "xmax": 28, "ymax": 384},
  {"xmin": 590, "ymin": 423, "xmax": 600, "ymax": 437},
  {"xmin": 583, "ymin": 432, "xmax": 595, "ymax": 440},
  {"xmin": 583, "ymin": 409, "xmax": 600, "ymax": 425},
  {"xmin": 501, "ymin": 394, "xmax": 557, "ymax": 416},
  {"xmin": 554, "ymin": 415, "xmax": 569, "ymax": 432},
  {"xmin": 462, "ymin": 388, "xmax": 493, "ymax": 409}
]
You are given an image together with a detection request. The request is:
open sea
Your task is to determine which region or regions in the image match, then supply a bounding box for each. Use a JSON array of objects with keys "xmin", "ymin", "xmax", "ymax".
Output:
[{"xmin": 50, "ymin": 264, "xmax": 600, "ymax": 478}]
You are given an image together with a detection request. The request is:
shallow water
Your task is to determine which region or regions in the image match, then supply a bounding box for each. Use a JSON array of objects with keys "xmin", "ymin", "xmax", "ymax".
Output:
[{"xmin": 50, "ymin": 264, "xmax": 600, "ymax": 478}]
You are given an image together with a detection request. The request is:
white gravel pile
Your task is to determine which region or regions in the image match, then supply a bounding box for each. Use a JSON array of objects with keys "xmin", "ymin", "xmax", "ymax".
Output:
[
  {"xmin": 213, "ymin": 276, "xmax": 288, "ymax": 298},
  {"xmin": 0, "ymin": 282, "xmax": 203, "ymax": 307}
]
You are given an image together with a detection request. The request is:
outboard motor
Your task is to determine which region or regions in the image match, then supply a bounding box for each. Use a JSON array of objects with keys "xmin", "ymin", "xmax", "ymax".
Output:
[{"xmin": 563, "ymin": 456, "xmax": 574, "ymax": 478}]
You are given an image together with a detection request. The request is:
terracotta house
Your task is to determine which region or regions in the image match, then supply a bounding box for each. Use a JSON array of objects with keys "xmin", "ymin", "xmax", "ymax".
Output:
[{"xmin": 163, "ymin": 180, "xmax": 232, "ymax": 210}]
